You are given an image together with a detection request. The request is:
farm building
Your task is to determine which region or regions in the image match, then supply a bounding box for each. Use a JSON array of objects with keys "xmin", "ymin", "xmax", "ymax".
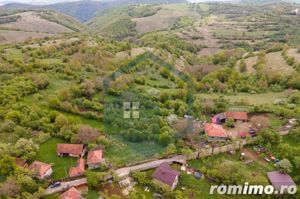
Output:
[
  {"xmin": 224, "ymin": 112, "xmax": 248, "ymax": 122},
  {"xmin": 69, "ymin": 158, "xmax": 85, "ymax": 178},
  {"xmin": 57, "ymin": 144, "xmax": 86, "ymax": 157},
  {"xmin": 267, "ymin": 171, "xmax": 296, "ymax": 190},
  {"xmin": 87, "ymin": 149, "xmax": 103, "ymax": 169},
  {"xmin": 204, "ymin": 123, "xmax": 228, "ymax": 142},
  {"xmin": 59, "ymin": 187, "xmax": 83, "ymax": 199},
  {"xmin": 29, "ymin": 161, "xmax": 52, "ymax": 180},
  {"xmin": 152, "ymin": 163, "xmax": 180, "ymax": 191}
]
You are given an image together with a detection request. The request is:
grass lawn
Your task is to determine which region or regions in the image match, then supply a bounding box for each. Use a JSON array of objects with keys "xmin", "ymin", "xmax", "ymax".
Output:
[
  {"xmin": 85, "ymin": 189, "xmax": 99, "ymax": 199},
  {"xmin": 179, "ymin": 173, "xmax": 218, "ymax": 199},
  {"xmin": 106, "ymin": 136, "xmax": 165, "ymax": 167},
  {"xmin": 34, "ymin": 137, "xmax": 77, "ymax": 180},
  {"xmin": 268, "ymin": 114, "xmax": 284, "ymax": 129},
  {"xmin": 196, "ymin": 91, "xmax": 287, "ymax": 105}
]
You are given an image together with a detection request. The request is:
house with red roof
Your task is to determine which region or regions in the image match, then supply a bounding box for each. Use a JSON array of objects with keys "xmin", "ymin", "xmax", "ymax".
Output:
[
  {"xmin": 29, "ymin": 161, "xmax": 52, "ymax": 180},
  {"xmin": 204, "ymin": 123, "xmax": 228, "ymax": 142},
  {"xmin": 267, "ymin": 171, "xmax": 296, "ymax": 191},
  {"xmin": 69, "ymin": 158, "xmax": 85, "ymax": 178},
  {"xmin": 152, "ymin": 163, "xmax": 180, "ymax": 191},
  {"xmin": 57, "ymin": 144, "xmax": 86, "ymax": 157},
  {"xmin": 59, "ymin": 187, "xmax": 83, "ymax": 199},
  {"xmin": 87, "ymin": 149, "xmax": 103, "ymax": 169},
  {"xmin": 225, "ymin": 112, "xmax": 248, "ymax": 122}
]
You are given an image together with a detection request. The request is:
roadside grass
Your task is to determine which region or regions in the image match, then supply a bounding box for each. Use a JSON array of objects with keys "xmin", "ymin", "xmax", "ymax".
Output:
[
  {"xmin": 196, "ymin": 91, "xmax": 287, "ymax": 105},
  {"xmin": 42, "ymin": 194, "xmax": 59, "ymax": 199},
  {"xmin": 34, "ymin": 137, "xmax": 77, "ymax": 180}
]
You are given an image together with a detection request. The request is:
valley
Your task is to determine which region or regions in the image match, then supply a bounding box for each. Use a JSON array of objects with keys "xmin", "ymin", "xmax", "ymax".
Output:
[{"xmin": 0, "ymin": 0, "xmax": 299, "ymax": 199}]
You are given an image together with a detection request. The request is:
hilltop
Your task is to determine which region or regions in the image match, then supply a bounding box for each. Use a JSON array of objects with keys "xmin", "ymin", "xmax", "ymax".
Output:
[
  {"xmin": 0, "ymin": 10, "xmax": 86, "ymax": 44},
  {"xmin": 1, "ymin": 0, "xmax": 188, "ymax": 22}
]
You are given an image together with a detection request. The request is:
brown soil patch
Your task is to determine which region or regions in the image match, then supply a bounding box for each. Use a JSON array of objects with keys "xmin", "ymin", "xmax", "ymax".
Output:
[
  {"xmin": 237, "ymin": 56, "xmax": 257, "ymax": 73},
  {"xmin": 287, "ymin": 48, "xmax": 300, "ymax": 63},
  {"xmin": 0, "ymin": 29, "xmax": 55, "ymax": 44},
  {"xmin": 265, "ymin": 52, "xmax": 295, "ymax": 74},
  {"xmin": 98, "ymin": 184, "xmax": 126, "ymax": 199}
]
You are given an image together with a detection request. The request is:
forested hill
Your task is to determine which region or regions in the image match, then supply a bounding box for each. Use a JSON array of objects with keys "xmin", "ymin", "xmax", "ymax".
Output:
[
  {"xmin": 1, "ymin": 0, "xmax": 188, "ymax": 22},
  {"xmin": 239, "ymin": 0, "xmax": 283, "ymax": 4}
]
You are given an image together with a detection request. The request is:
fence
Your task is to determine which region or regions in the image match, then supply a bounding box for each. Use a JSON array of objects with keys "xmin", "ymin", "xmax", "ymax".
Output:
[{"xmin": 188, "ymin": 140, "xmax": 247, "ymax": 160}]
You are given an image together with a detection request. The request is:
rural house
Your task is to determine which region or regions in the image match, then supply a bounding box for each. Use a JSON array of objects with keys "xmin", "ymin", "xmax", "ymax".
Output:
[
  {"xmin": 87, "ymin": 149, "xmax": 103, "ymax": 169},
  {"xmin": 69, "ymin": 158, "xmax": 85, "ymax": 178},
  {"xmin": 225, "ymin": 112, "xmax": 248, "ymax": 122},
  {"xmin": 59, "ymin": 187, "xmax": 83, "ymax": 199},
  {"xmin": 267, "ymin": 171, "xmax": 296, "ymax": 190},
  {"xmin": 29, "ymin": 161, "xmax": 52, "ymax": 180},
  {"xmin": 204, "ymin": 123, "xmax": 228, "ymax": 142},
  {"xmin": 152, "ymin": 163, "xmax": 180, "ymax": 191},
  {"xmin": 57, "ymin": 144, "xmax": 86, "ymax": 157}
]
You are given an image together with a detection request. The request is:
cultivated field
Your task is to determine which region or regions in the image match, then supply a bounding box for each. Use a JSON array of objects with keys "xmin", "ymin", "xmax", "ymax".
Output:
[
  {"xmin": 196, "ymin": 91, "xmax": 287, "ymax": 105},
  {"xmin": 265, "ymin": 52, "xmax": 295, "ymax": 74},
  {"xmin": 133, "ymin": 4, "xmax": 200, "ymax": 34},
  {"xmin": 0, "ymin": 12, "xmax": 73, "ymax": 33},
  {"xmin": 0, "ymin": 29, "xmax": 55, "ymax": 44}
]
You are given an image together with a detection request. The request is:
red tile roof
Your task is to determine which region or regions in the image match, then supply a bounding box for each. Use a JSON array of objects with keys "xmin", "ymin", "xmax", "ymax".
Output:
[
  {"xmin": 225, "ymin": 112, "xmax": 248, "ymax": 120},
  {"xmin": 57, "ymin": 144, "xmax": 84, "ymax": 156},
  {"xmin": 29, "ymin": 161, "xmax": 51, "ymax": 177},
  {"xmin": 152, "ymin": 163, "xmax": 179, "ymax": 187},
  {"xmin": 87, "ymin": 150, "xmax": 103, "ymax": 165},
  {"xmin": 267, "ymin": 171, "xmax": 296, "ymax": 190},
  {"xmin": 204, "ymin": 123, "xmax": 227, "ymax": 138},
  {"xmin": 59, "ymin": 187, "xmax": 82, "ymax": 199},
  {"xmin": 69, "ymin": 158, "xmax": 85, "ymax": 178}
]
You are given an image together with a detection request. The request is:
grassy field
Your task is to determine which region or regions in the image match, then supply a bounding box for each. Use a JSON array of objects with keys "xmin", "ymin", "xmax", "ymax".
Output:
[
  {"xmin": 34, "ymin": 137, "xmax": 77, "ymax": 180},
  {"xmin": 133, "ymin": 4, "xmax": 199, "ymax": 34},
  {"xmin": 196, "ymin": 91, "xmax": 287, "ymax": 105},
  {"xmin": 85, "ymin": 190, "xmax": 99, "ymax": 199},
  {"xmin": 265, "ymin": 52, "xmax": 295, "ymax": 74},
  {"xmin": 105, "ymin": 136, "xmax": 165, "ymax": 167}
]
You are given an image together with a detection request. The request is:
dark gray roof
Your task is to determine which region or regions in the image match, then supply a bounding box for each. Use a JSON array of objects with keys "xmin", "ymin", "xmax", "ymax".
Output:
[{"xmin": 267, "ymin": 171, "xmax": 296, "ymax": 190}]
